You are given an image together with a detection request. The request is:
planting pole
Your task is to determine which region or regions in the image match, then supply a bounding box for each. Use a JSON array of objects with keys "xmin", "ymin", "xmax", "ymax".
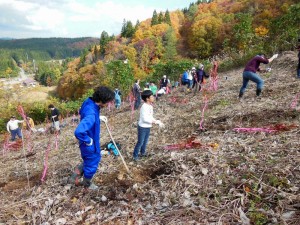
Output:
[
  {"xmin": 21, "ymin": 135, "xmax": 30, "ymax": 189},
  {"xmin": 103, "ymin": 121, "xmax": 130, "ymax": 173},
  {"xmin": 17, "ymin": 105, "xmax": 30, "ymax": 189}
]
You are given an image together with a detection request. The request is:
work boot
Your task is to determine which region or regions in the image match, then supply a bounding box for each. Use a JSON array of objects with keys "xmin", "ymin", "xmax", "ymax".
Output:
[
  {"xmin": 69, "ymin": 163, "xmax": 83, "ymax": 186},
  {"xmin": 82, "ymin": 177, "xmax": 99, "ymax": 191},
  {"xmin": 238, "ymin": 92, "xmax": 243, "ymax": 98},
  {"xmin": 256, "ymin": 89, "xmax": 262, "ymax": 97}
]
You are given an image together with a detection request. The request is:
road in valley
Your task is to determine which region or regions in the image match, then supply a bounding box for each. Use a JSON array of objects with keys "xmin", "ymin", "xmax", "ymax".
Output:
[{"xmin": 0, "ymin": 68, "xmax": 32, "ymax": 86}]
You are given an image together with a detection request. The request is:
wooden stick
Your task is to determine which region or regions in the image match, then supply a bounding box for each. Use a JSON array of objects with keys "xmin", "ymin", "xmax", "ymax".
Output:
[{"xmin": 103, "ymin": 121, "xmax": 130, "ymax": 173}]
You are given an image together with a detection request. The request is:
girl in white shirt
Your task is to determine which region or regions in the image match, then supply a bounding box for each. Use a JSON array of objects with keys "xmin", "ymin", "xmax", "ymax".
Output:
[{"xmin": 132, "ymin": 90, "xmax": 164, "ymax": 161}]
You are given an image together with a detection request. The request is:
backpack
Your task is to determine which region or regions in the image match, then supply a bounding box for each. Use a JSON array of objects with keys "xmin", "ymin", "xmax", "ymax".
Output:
[{"xmin": 105, "ymin": 141, "xmax": 121, "ymax": 156}]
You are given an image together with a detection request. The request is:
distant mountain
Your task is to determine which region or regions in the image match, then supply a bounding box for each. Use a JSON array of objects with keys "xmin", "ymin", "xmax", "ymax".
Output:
[
  {"xmin": 0, "ymin": 37, "xmax": 14, "ymax": 40},
  {"xmin": 0, "ymin": 37, "xmax": 99, "ymax": 59}
]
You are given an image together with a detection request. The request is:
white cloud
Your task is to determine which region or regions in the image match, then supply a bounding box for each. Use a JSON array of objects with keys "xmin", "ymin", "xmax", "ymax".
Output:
[
  {"xmin": 26, "ymin": 6, "xmax": 65, "ymax": 31},
  {"xmin": 0, "ymin": 0, "xmax": 193, "ymax": 38}
]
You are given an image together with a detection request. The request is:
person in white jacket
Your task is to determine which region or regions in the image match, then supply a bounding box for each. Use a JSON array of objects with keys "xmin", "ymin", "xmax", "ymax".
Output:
[
  {"xmin": 7, "ymin": 116, "xmax": 24, "ymax": 141},
  {"xmin": 132, "ymin": 90, "xmax": 164, "ymax": 161}
]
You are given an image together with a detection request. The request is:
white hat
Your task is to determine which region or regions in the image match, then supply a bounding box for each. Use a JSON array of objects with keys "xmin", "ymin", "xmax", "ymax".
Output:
[
  {"xmin": 192, "ymin": 67, "xmax": 196, "ymax": 70},
  {"xmin": 163, "ymin": 75, "xmax": 166, "ymax": 78},
  {"xmin": 199, "ymin": 64, "xmax": 204, "ymax": 68}
]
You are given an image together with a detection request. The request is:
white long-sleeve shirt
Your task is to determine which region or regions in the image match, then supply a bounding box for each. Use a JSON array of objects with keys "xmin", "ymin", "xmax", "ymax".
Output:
[
  {"xmin": 7, "ymin": 119, "xmax": 23, "ymax": 132},
  {"xmin": 138, "ymin": 103, "xmax": 156, "ymax": 128},
  {"xmin": 187, "ymin": 71, "xmax": 193, "ymax": 80}
]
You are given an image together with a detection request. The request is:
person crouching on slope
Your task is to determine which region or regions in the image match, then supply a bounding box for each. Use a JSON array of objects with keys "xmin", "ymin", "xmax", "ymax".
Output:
[
  {"xmin": 133, "ymin": 90, "xmax": 165, "ymax": 161},
  {"xmin": 239, "ymin": 53, "xmax": 278, "ymax": 98},
  {"xmin": 69, "ymin": 86, "xmax": 115, "ymax": 190}
]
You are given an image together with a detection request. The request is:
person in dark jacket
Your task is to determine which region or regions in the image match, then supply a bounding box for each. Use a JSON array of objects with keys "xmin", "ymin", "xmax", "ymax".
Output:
[
  {"xmin": 69, "ymin": 86, "xmax": 115, "ymax": 190},
  {"xmin": 239, "ymin": 53, "xmax": 278, "ymax": 98},
  {"xmin": 133, "ymin": 79, "xmax": 141, "ymax": 110},
  {"xmin": 160, "ymin": 75, "xmax": 169, "ymax": 89},
  {"xmin": 48, "ymin": 104, "xmax": 60, "ymax": 133},
  {"xmin": 194, "ymin": 64, "xmax": 207, "ymax": 92}
]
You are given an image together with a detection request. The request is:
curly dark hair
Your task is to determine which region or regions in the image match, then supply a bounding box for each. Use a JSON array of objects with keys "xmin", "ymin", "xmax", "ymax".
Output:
[
  {"xmin": 141, "ymin": 90, "xmax": 153, "ymax": 101},
  {"xmin": 92, "ymin": 86, "xmax": 115, "ymax": 104}
]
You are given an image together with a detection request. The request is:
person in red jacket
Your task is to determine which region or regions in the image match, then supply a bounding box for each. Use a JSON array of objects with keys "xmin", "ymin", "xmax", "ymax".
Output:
[{"xmin": 239, "ymin": 53, "xmax": 278, "ymax": 98}]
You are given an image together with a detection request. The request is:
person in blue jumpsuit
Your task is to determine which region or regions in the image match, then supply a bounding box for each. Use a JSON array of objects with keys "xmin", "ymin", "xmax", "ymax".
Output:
[{"xmin": 69, "ymin": 86, "xmax": 115, "ymax": 190}]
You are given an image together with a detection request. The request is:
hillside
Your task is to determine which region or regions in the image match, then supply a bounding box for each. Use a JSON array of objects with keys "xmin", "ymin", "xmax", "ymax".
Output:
[
  {"xmin": 0, "ymin": 37, "xmax": 99, "ymax": 63},
  {"xmin": 0, "ymin": 51, "xmax": 299, "ymax": 224}
]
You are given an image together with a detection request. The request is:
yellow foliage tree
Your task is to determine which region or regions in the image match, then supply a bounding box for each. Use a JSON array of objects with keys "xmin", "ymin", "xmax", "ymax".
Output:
[
  {"xmin": 104, "ymin": 41, "xmax": 123, "ymax": 62},
  {"xmin": 255, "ymin": 26, "xmax": 269, "ymax": 37},
  {"xmin": 188, "ymin": 15, "xmax": 223, "ymax": 58},
  {"xmin": 150, "ymin": 24, "xmax": 169, "ymax": 37},
  {"xmin": 123, "ymin": 45, "xmax": 137, "ymax": 66}
]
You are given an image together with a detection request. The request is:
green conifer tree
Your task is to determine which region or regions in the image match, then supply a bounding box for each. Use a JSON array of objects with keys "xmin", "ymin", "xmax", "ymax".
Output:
[
  {"xmin": 151, "ymin": 10, "xmax": 158, "ymax": 26},
  {"xmin": 99, "ymin": 31, "xmax": 110, "ymax": 56},
  {"xmin": 164, "ymin": 10, "xmax": 172, "ymax": 26},
  {"xmin": 121, "ymin": 19, "xmax": 127, "ymax": 37},
  {"xmin": 125, "ymin": 21, "xmax": 135, "ymax": 38},
  {"xmin": 134, "ymin": 20, "xmax": 140, "ymax": 32},
  {"xmin": 158, "ymin": 12, "xmax": 164, "ymax": 24},
  {"xmin": 163, "ymin": 27, "xmax": 177, "ymax": 61}
]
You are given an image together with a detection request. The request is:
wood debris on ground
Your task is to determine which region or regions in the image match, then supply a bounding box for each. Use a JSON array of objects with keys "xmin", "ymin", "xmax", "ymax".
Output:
[{"xmin": 0, "ymin": 51, "xmax": 299, "ymax": 224}]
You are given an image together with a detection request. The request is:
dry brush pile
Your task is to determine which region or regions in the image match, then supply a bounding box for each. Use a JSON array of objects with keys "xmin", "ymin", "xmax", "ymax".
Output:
[{"xmin": 0, "ymin": 51, "xmax": 299, "ymax": 224}]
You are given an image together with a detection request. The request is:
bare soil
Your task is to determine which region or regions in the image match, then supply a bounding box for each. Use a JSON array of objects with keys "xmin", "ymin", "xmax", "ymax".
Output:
[{"xmin": 0, "ymin": 51, "xmax": 299, "ymax": 224}]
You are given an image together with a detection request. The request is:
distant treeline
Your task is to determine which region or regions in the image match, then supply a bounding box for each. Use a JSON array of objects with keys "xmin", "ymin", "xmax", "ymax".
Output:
[{"xmin": 0, "ymin": 37, "xmax": 99, "ymax": 77}]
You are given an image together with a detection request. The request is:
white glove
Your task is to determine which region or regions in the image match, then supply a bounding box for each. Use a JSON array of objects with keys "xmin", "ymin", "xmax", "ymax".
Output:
[
  {"xmin": 155, "ymin": 120, "xmax": 165, "ymax": 128},
  {"xmin": 100, "ymin": 116, "xmax": 107, "ymax": 123},
  {"xmin": 266, "ymin": 67, "xmax": 272, "ymax": 72},
  {"xmin": 158, "ymin": 122, "xmax": 165, "ymax": 128},
  {"xmin": 86, "ymin": 138, "xmax": 93, "ymax": 146},
  {"xmin": 273, "ymin": 54, "xmax": 278, "ymax": 59}
]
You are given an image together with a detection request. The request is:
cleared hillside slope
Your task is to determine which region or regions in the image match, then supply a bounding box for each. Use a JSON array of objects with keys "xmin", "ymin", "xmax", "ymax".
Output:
[{"xmin": 0, "ymin": 51, "xmax": 299, "ymax": 224}]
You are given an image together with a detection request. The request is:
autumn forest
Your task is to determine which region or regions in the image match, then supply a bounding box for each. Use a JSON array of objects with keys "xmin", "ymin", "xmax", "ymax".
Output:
[
  {"xmin": 0, "ymin": 0, "xmax": 299, "ymax": 130},
  {"xmin": 56, "ymin": 0, "xmax": 299, "ymax": 100}
]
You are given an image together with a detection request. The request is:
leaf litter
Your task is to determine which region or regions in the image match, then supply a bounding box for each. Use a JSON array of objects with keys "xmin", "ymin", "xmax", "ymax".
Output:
[{"xmin": 0, "ymin": 51, "xmax": 299, "ymax": 224}]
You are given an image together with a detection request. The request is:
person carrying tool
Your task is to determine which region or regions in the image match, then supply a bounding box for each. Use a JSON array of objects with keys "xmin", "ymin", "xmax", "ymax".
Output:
[
  {"xmin": 69, "ymin": 86, "xmax": 115, "ymax": 190},
  {"xmin": 239, "ymin": 53, "xmax": 278, "ymax": 99}
]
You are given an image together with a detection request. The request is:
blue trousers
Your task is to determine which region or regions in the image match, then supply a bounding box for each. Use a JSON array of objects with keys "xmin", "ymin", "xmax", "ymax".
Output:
[
  {"xmin": 115, "ymin": 98, "xmax": 121, "ymax": 109},
  {"xmin": 10, "ymin": 128, "xmax": 22, "ymax": 141},
  {"xmin": 80, "ymin": 143, "xmax": 101, "ymax": 179},
  {"xmin": 239, "ymin": 71, "xmax": 264, "ymax": 95},
  {"xmin": 297, "ymin": 68, "xmax": 300, "ymax": 78},
  {"xmin": 133, "ymin": 126, "xmax": 150, "ymax": 159},
  {"xmin": 134, "ymin": 95, "xmax": 141, "ymax": 110}
]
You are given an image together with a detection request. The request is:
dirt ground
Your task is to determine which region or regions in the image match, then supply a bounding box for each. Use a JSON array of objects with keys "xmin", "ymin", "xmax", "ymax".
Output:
[{"xmin": 0, "ymin": 51, "xmax": 299, "ymax": 224}]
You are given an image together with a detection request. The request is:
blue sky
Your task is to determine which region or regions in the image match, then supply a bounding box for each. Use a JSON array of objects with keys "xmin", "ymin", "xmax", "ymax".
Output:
[{"xmin": 0, "ymin": 0, "xmax": 195, "ymax": 39}]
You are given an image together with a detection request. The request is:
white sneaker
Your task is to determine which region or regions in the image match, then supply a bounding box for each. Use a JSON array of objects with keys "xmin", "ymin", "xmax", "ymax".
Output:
[{"xmin": 87, "ymin": 182, "xmax": 99, "ymax": 190}]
